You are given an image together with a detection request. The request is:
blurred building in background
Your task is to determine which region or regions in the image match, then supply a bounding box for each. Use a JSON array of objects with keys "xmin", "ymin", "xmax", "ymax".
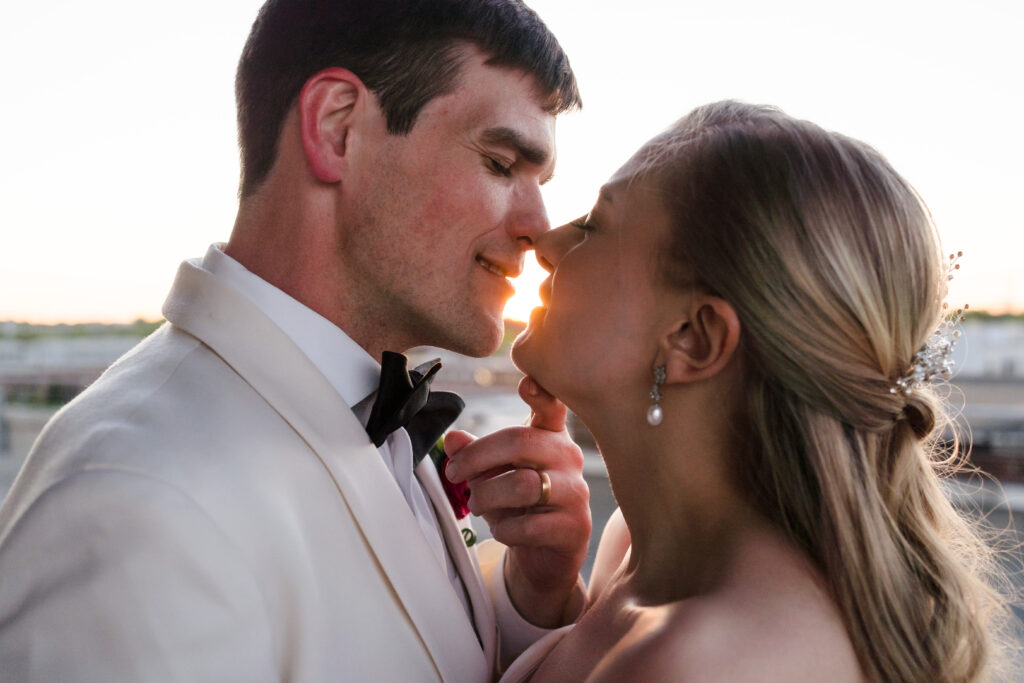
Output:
[
  {"xmin": 952, "ymin": 318, "xmax": 1024, "ymax": 480},
  {"xmin": 2, "ymin": 316, "xmax": 1023, "ymax": 487}
]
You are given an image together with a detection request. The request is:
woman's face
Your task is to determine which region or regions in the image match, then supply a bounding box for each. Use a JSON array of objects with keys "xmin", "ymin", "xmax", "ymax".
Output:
[{"xmin": 512, "ymin": 169, "xmax": 676, "ymax": 408}]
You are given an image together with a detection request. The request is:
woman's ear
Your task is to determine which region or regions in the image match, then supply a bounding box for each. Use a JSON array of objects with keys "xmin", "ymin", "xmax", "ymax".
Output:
[
  {"xmin": 660, "ymin": 297, "xmax": 741, "ymax": 384},
  {"xmin": 298, "ymin": 67, "xmax": 365, "ymax": 183}
]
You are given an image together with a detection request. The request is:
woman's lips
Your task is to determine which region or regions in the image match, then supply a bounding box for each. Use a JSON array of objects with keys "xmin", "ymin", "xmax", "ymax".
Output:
[
  {"xmin": 527, "ymin": 305, "xmax": 547, "ymax": 327},
  {"xmin": 538, "ymin": 278, "xmax": 552, "ymax": 307}
]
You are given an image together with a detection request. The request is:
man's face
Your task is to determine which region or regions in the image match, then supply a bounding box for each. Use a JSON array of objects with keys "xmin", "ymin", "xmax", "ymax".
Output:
[{"xmin": 340, "ymin": 48, "xmax": 557, "ymax": 358}]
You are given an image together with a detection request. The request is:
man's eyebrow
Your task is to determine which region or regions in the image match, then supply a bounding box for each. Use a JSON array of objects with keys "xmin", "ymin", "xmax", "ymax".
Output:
[
  {"xmin": 480, "ymin": 126, "xmax": 555, "ymax": 182},
  {"xmin": 598, "ymin": 185, "xmax": 614, "ymax": 204}
]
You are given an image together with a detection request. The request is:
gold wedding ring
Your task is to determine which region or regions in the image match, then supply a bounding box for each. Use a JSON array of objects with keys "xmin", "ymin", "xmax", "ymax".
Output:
[{"xmin": 535, "ymin": 469, "xmax": 552, "ymax": 507}]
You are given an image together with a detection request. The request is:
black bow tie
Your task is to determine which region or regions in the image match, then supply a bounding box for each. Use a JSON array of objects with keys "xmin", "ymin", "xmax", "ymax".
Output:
[{"xmin": 364, "ymin": 351, "xmax": 465, "ymax": 465}]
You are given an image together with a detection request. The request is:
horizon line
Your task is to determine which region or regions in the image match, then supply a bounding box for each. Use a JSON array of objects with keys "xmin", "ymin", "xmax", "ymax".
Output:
[
  {"xmin": 0, "ymin": 317, "xmax": 536, "ymax": 327},
  {"xmin": 2, "ymin": 311, "xmax": 1022, "ymax": 328}
]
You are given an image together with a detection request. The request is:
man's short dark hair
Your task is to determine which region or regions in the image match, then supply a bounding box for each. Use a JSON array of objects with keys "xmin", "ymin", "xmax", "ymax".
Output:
[{"xmin": 235, "ymin": 0, "xmax": 582, "ymax": 197}]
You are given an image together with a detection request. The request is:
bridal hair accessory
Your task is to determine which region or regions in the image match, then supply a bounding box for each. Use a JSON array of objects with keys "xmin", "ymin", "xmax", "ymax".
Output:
[
  {"xmin": 647, "ymin": 365, "xmax": 667, "ymax": 426},
  {"xmin": 890, "ymin": 252, "xmax": 967, "ymax": 397}
]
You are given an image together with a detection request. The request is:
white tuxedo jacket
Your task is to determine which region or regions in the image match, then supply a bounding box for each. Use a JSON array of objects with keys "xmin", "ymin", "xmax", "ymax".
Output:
[{"xmin": 0, "ymin": 259, "xmax": 503, "ymax": 681}]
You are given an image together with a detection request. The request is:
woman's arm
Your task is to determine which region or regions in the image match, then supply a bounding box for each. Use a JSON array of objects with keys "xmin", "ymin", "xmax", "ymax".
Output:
[{"xmin": 587, "ymin": 507, "xmax": 631, "ymax": 603}]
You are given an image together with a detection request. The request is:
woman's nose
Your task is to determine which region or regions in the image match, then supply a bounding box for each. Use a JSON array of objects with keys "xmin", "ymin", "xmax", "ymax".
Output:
[{"xmin": 533, "ymin": 221, "xmax": 581, "ymax": 273}]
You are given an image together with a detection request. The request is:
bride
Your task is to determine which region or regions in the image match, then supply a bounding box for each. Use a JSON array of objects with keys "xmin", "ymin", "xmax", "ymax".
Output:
[{"xmin": 499, "ymin": 101, "xmax": 1009, "ymax": 681}]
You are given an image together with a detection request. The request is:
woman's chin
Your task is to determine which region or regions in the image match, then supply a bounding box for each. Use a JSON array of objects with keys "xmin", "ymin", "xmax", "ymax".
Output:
[
  {"xmin": 510, "ymin": 312, "xmax": 545, "ymax": 376},
  {"xmin": 509, "ymin": 331, "xmax": 533, "ymax": 373}
]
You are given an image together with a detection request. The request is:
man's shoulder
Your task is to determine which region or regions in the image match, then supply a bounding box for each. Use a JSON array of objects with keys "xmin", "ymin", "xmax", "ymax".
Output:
[
  {"xmin": 59, "ymin": 323, "xmax": 207, "ymax": 419},
  {"xmin": 32, "ymin": 324, "xmax": 232, "ymax": 457},
  {"xmin": 6, "ymin": 324, "xmax": 287, "ymax": 512}
]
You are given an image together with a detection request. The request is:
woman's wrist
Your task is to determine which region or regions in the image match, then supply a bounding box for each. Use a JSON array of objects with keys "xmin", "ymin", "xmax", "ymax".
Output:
[{"xmin": 505, "ymin": 550, "xmax": 587, "ymax": 628}]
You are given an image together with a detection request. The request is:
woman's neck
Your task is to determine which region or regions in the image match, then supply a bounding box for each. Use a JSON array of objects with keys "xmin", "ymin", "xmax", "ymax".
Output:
[{"xmin": 586, "ymin": 396, "xmax": 762, "ymax": 604}]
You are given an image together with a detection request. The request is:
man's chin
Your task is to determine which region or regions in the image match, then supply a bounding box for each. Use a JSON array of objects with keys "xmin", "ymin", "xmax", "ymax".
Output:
[{"xmin": 439, "ymin": 317, "xmax": 505, "ymax": 358}]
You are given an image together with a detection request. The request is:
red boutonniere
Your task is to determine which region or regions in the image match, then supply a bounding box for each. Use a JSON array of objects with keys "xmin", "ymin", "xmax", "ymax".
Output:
[{"xmin": 429, "ymin": 438, "xmax": 471, "ymax": 520}]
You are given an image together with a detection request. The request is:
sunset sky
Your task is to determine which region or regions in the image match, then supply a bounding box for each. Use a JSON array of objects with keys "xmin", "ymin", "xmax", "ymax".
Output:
[{"xmin": 1, "ymin": 0, "xmax": 1021, "ymax": 323}]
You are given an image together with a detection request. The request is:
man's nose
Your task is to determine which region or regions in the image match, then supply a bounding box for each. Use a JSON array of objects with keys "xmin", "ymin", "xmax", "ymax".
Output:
[{"xmin": 506, "ymin": 184, "xmax": 551, "ymax": 247}]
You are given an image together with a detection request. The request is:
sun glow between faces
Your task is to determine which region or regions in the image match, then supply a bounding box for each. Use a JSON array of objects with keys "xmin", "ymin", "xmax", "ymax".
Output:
[{"xmin": 503, "ymin": 256, "xmax": 548, "ymax": 323}]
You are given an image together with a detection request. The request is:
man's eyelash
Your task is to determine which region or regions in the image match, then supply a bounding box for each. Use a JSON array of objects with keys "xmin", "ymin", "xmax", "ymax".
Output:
[
  {"xmin": 571, "ymin": 218, "xmax": 594, "ymax": 231},
  {"xmin": 487, "ymin": 157, "xmax": 513, "ymax": 177}
]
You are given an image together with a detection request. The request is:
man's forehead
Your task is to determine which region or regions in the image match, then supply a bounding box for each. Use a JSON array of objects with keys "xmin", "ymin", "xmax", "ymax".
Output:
[
  {"xmin": 455, "ymin": 51, "xmax": 555, "ymax": 126},
  {"xmin": 438, "ymin": 48, "xmax": 559, "ymax": 176}
]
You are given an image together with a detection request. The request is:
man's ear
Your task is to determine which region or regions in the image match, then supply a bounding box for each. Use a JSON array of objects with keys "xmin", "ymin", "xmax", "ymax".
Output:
[
  {"xmin": 298, "ymin": 67, "xmax": 365, "ymax": 183},
  {"xmin": 659, "ymin": 297, "xmax": 741, "ymax": 384}
]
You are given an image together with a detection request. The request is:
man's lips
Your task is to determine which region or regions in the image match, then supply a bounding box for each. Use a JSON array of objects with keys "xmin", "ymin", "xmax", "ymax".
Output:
[{"xmin": 476, "ymin": 254, "xmax": 521, "ymax": 279}]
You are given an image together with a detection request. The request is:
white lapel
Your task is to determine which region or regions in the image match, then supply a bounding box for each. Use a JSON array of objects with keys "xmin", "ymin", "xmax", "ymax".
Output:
[
  {"xmin": 162, "ymin": 259, "xmax": 489, "ymax": 682},
  {"xmin": 416, "ymin": 457, "xmax": 499, "ymax": 669}
]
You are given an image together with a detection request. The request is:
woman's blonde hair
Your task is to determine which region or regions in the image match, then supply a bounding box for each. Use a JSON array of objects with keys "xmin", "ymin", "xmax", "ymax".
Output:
[{"xmin": 640, "ymin": 101, "xmax": 1012, "ymax": 681}]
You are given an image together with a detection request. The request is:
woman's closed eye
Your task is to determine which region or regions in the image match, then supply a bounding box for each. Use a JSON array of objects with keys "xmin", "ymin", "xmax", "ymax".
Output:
[{"xmin": 570, "ymin": 216, "xmax": 595, "ymax": 232}]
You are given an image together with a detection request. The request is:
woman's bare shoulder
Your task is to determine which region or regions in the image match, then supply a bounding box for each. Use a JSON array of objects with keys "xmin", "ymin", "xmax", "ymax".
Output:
[{"xmin": 589, "ymin": 531, "xmax": 865, "ymax": 682}]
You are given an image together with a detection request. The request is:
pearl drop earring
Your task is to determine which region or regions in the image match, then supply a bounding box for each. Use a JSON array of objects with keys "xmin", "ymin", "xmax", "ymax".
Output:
[{"xmin": 647, "ymin": 365, "xmax": 666, "ymax": 426}]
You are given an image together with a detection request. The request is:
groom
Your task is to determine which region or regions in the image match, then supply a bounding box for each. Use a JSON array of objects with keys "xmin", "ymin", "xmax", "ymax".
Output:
[{"xmin": 0, "ymin": 1, "xmax": 590, "ymax": 680}]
